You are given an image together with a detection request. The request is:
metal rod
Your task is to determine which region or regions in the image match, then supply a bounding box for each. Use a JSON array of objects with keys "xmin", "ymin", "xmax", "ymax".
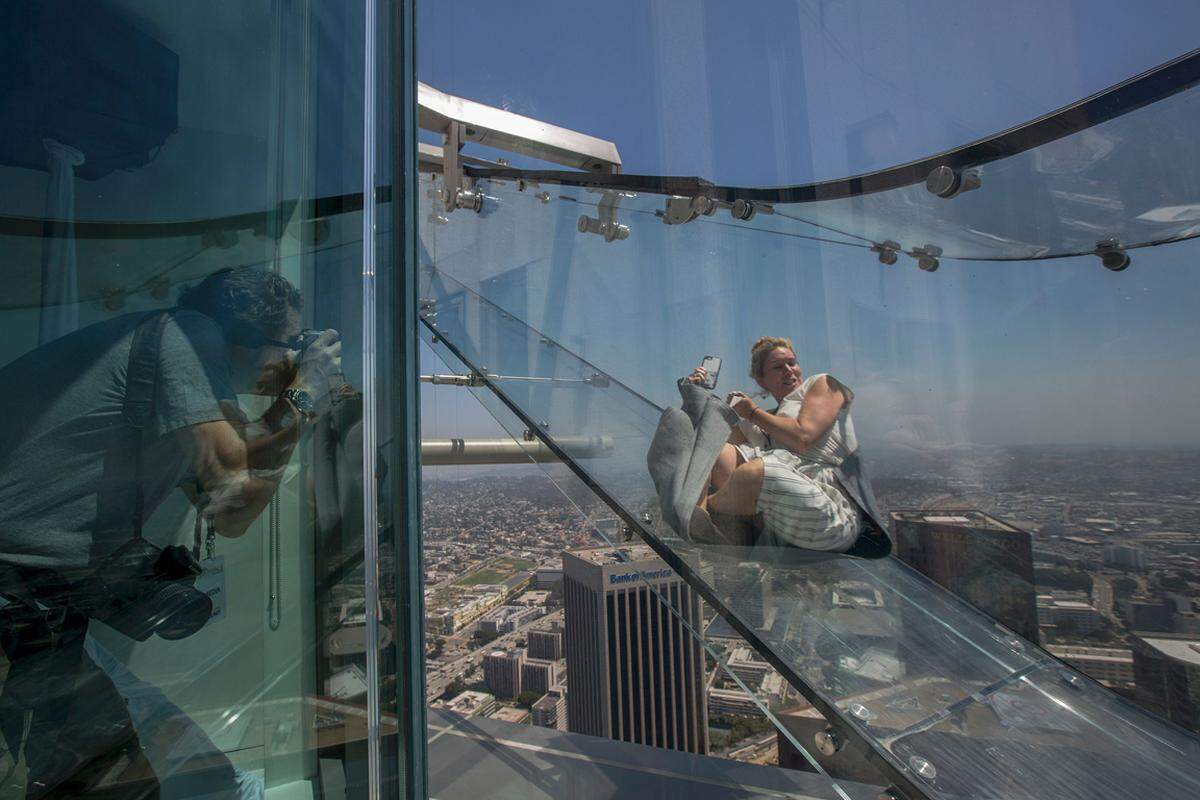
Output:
[
  {"xmin": 419, "ymin": 372, "xmax": 608, "ymax": 387},
  {"xmin": 420, "ymin": 435, "xmax": 614, "ymax": 465}
]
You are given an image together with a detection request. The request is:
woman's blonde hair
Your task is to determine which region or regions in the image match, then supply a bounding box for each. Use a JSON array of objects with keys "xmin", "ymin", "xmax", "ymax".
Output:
[{"xmin": 749, "ymin": 336, "xmax": 794, "ymax": 381}]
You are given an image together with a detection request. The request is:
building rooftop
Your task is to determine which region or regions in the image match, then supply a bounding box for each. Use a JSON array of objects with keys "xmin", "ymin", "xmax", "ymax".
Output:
[
  {"xmin": 565, "ymin": 543, "xmax": 660, "ymax": 566},
  {"xmin": 488, "ymin": 706, "xmax": 531, "ymax": 724},
  {"xmin": 890, "ymin": 509, "xmax": 1022, "ymax": 533},
  {"xmin": 1046, "ymin": 645, "xmax": 1133, "ymax": 663},
  {"xmin": 1139, "ymin": 635, "xmax": 1200, "ymax": 667},
  {"xmin": 435, "ymin": 691, "xmax": 496, "ymax": 716}
]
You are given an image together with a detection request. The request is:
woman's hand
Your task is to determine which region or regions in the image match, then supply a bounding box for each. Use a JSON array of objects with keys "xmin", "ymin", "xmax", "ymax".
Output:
[
  {"xmin": 685, "ymin": 366, "xmax": 709, "ymax": 385},
  {"xmin": 726, "ymin": 391, "xmax": 759, "ymax": 420}
]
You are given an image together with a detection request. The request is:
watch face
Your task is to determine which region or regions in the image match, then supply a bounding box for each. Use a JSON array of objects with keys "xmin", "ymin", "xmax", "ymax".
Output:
[{"xmin": 286, "ymin": 389, "xmax": 315, "ymax": 415}]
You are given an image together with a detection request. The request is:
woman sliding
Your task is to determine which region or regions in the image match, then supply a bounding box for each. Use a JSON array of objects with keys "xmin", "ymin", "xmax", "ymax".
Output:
[{"xmin": 687, "ymin": 336, "xmax": 863, "ymax": 552}]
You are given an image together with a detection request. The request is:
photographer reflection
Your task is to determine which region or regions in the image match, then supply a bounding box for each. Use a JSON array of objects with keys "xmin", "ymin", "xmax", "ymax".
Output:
[{"xmin": 0, "ymin": 266, "xmax": 340, "ymax": 798}]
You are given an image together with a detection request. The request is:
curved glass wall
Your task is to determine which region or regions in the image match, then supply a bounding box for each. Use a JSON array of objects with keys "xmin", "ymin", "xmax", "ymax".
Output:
[{"xmin": 415, "ymin": 42, "xmax": 1200, "ymax": 798}]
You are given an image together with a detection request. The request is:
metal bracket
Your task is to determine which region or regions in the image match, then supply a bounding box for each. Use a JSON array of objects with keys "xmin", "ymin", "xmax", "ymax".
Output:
[
  {"xmin": 578, "ymin": 190, "xmax": 632, "ymax": 242},
  {"xmin": 925, "ymin": 165, "xmax": 982, "ymax": 199},
  {"xmin": 910, "ymin": 243, "xmax": 942, "ymax": 272},
  {"xmin": 871, "ymin": 239, "xmax": 901, "ymax": 265},
  {"xmin": 421, "ymin": 372, "xmax": 486, "ymax": 387},
  {"xmin": 440, "ymin": 122, "xmax": 484, "ymax": 214},
  {"xmin": 419, "ymin": 81, "xmax": 621, "ymax": 173},
  {"xmin": 1095, "ymin": 238, "xmax": 1131, "ymax": 271},
  {"xmin": 814, "ymin": 726, "xmax": 844, "ymax": 756},
  {"xmin": 659, "ymin": 196, "xmax": 771, "ymax": 225},
  {"xmin": 661, "ymin": 195, "xmax": 716, "ymax": 225}
]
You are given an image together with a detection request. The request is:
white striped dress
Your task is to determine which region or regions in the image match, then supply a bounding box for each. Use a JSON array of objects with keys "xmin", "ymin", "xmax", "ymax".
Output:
[{"xmin": 733, "ymin": 373, "xmax": 862, "ymax": 552}]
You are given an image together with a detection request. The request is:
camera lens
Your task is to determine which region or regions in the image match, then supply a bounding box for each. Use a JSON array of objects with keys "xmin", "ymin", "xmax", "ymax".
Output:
[{"xmin": 150, "ymin": 582, "xmax": 213, "ymax": 640}]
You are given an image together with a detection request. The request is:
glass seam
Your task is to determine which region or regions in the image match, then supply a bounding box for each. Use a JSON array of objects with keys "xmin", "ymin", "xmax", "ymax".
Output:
[{"xmin": 362, "ymin": 0, "xmax": 382, "ymax": 795}]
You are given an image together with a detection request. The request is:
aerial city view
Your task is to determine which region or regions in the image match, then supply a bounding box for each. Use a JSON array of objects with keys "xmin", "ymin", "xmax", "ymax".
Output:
[{"xmin": 418, "ymin": 441, "xmax": 1200, "ymax": 776}]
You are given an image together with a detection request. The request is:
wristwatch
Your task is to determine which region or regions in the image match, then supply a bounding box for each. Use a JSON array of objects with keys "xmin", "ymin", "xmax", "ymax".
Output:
[{"xmin": 280, "ymin": 387, "xmax": 317, "ymax": 423}]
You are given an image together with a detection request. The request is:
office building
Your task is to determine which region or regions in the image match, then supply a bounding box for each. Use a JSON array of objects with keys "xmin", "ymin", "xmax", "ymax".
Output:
[
  {"xmin": 535, "ymin": 567, "xmax": 564, "ymax": 590},
  {"xmin": 1133, "ymin": 634, "xmax": 1200, "ymax": 734},
  {"xmin": 483, "ymin": 650, "xmax": 525, "ymax": 700},
  {"xmin": 521, "ymin": 658, "xmax": 560, "ymax": 696},
  {"xmin": 528, "ymin": 629, "xmax": 565, "ymax": 661},
  {"xmin": 1104, "ymin": 544, "xmax": 1148, "ymax": 572},
  {"xmin": 1045, "ymin": 645, "xmax": 1135, "ymax": 686},
  {"xmin": 563, "ymin": 545, "xmax": 708, "ymax": 754},
  {"xmin": 433, "ymin": 691, "xmax": 498, "ymax": 719},
  {"xmin": 725, "ymin": 646, "xmax": 772, "ymax": 688},
  {"xmin": 892, "ymin": 510, "xmax": 1039, "ymax": 641},
  {"xmin": 479, "ymin": 604, "xmax": 543, "ymax": 637},
  {"xmin": 532, "ymin": 688, "xmax": 568, "ymax": 731},
  {"xmin": 1120, "ymin": 598, "xmax": 1175, "ymax": 632},
  {"xmin": 1038, "ymin": 595, "xmax": 1104, "ymax": 635}
]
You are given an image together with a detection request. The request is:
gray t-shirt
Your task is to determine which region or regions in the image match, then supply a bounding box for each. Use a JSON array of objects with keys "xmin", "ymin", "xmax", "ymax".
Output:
[{"xmin": 0, "ymin": 310, "xmax": 239, "ymax": 571}]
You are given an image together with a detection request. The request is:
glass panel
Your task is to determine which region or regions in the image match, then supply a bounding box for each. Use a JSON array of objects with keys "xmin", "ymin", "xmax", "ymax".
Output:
[
  {"xmin": 417, "ymin": 149, "xmax": 1200, "ymax": 797},
  {"xmin": 464, "ymin": 64, "xmax": 1200, "ymax": 263},
  {"xmin": 419, "ymin": 339, "xmax": 877, "ymax": 795},
  {"xmin": 0, "ymin": 3, "xmax": 414, "ymax": 797}
]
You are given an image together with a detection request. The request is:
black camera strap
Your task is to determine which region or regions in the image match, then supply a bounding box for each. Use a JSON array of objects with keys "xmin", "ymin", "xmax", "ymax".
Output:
[{"xmin": 122, "ymin": 310, "xmax": 172, "ymax": 540}]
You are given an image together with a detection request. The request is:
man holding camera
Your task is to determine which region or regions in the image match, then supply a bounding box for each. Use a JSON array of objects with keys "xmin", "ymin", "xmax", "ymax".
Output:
[{"xmin": 0, "ymin": 266, "xmax": 340, "ymax": 797}]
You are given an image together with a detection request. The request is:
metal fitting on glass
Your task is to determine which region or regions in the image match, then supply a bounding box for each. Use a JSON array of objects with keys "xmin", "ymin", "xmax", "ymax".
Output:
[
  {"xmin": 848, "ymin": 702, "xmax": 874, "ymax": 722},
  {"xmin": 1059, "ymin": 669, "xmax": 1085, "ymax": 690},
  {"xmin": 1095, "ymin": 239, "xmax": 1130, "ymax": 271},
  {"xmin": 452, "ymin": 187, "xmax": 485, "ymax": 213},
  {"xmin": 912, "ymin": 244, "xmax": 942, "ymax": 272},
  {"xmin": 536, "ymin": 191, "xmax": 551, "ymax": 204},
  {"xmin": 730, "ymin": 198, "xmax": 757, "ymax": 221},
  {"xmin": 871, "ymin": 240, "xmax": 901, "ymax": 265},
  {"xmin": 814, "ymin": 727, "xmax": 844, "ymax": 756},
  {"xmin": 908, "ymin": 756, "xmax": 938, "ymax": 781},
  {"xmin": 662, "ymin": 195, "xmax": 717, "ymax": 225},
  {"xmin": 578, "ymin": 190, "xmax": 632, "ymax": 242},
  {"xmin": 925, "ymin": 165, "xmax": 981, "ymax": 199},
  {"xmin": 877, "ymin": 789, "xmax": 906, "ymax": 800}
]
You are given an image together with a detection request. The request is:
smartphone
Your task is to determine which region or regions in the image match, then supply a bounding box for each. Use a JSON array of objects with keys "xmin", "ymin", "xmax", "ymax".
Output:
[{"xmin": 699, "ymin": 355, "xmax": 722, "ymax": 390}]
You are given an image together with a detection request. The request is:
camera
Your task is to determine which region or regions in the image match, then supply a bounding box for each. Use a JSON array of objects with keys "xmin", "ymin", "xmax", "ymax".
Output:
[
  {"xmin": 86, "ymin": 538, "xmax": 213, "ymax": 641},
  {"xmin": 293, "ymin": 328, "xmax": 322, "ymax": 353}
]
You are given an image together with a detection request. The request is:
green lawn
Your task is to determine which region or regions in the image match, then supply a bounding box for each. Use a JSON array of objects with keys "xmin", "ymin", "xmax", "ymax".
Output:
[
  {"xmin": 458, "ymin": 568, "xmax": 508, "ymax": 586},
  {"xmin": 454, "ymin": 555, "xmax": 538, "ymax": 587}
]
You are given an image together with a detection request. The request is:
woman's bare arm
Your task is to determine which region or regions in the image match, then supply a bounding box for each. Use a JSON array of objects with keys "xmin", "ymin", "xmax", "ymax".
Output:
[{"xmin": 731, "ymin": 375, "xmax": 846, "ymax": 453}]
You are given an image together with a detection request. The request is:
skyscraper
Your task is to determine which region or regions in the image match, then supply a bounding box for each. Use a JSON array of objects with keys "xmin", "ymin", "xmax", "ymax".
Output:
[
  {"xmin": 483, "ymin": 650, "xmax": 525, "ymax": 700},
  {"xmin": 892, "ymin": 510, "xmax": 1039, "ymax": 642},
  {"xmin": 562, "ymin": 544, "xmax": 708, "ymax": 754},
  {"xmin": 528, "ymin": 629, "xmax": 564, "ymax": 661}
]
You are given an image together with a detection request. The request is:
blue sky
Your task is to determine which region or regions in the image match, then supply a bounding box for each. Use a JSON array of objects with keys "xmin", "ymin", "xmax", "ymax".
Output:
[
  {"xmin": 419, "ymin": 0, "xmax": 1200, "ymax": 183},
  {"xmin": 417, "ymin": 1, "xmax": 1200, "ymax": 448}
]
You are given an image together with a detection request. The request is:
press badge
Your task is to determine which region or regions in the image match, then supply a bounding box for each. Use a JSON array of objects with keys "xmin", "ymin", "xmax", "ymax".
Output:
[{"xmin": 196, "ymin": 556, "xmax": 227, "ymax": 622}]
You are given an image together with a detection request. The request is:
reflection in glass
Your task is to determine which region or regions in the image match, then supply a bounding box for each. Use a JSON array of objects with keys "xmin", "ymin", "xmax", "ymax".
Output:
[{"xmin": 0, "ymin": 2, "xmax": 410, "ymax": 798}]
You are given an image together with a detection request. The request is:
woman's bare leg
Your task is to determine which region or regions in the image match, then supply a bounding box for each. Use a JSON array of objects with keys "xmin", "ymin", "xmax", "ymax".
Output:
[
  {"xmin": 705, "ymin": 458, "xmax": 764, "ymax": 517},
  {"xmin": 708, "ymin": 443, "xmax": 743, "ymax": 494}
]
